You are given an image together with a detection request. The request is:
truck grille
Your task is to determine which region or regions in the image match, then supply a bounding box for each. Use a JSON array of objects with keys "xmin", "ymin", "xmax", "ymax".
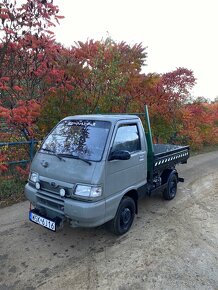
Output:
[
  {"xmin": 33, "ymin": 179, "xmax": 75, "ymax": 213},
  {"xmin": 40, "ymin": 180, "xmax": 61, "ymax": 195},
  {"xmin": 40, "ymin": 180, "xmax": 73, "ymax": 197}
]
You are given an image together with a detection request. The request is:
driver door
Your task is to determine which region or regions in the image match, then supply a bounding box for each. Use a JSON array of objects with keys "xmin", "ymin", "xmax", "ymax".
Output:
[{"xmin": 105, "ymin": 121, "xmax": 147, "ymax": 197}]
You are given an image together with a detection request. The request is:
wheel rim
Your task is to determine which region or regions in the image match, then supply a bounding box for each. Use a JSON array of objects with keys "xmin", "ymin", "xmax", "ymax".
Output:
[
  {"xmin": 169, "ymin": 180, "xmax": 177, "ymax": 198},
  {"xmin": 120, "ymin": 207, "xmax": 132, "ymax": 230}
]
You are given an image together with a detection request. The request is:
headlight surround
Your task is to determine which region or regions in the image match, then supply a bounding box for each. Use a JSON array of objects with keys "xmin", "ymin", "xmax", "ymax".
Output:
[
  {"xmin": 29, "ymin": 172, "xmax": 39, "ymax": 183},
  {"xmin": 74, "ymin": 185, "xmax": 102, "ymax": 198}
]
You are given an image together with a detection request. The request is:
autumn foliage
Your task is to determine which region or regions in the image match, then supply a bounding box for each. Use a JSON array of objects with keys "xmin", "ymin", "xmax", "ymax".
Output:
[
  {"xmin": 0, "ymin": 0, "xmax": 218, "ymax": 174},
  {"xmin": 180, "ymin": 101, "xmax": 218, "ymax": 149}
]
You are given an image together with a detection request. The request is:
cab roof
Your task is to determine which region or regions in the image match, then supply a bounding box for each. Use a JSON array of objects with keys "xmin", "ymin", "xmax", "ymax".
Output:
[{"xmin": 63, "ymin": 114, "xmax": 140, "ymax": 123}]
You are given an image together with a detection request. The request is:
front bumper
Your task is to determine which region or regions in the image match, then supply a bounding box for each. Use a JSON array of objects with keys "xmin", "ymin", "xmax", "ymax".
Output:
[{"xmin": 25, "ymin": 183, "xmax": 106, "ymax": 228}]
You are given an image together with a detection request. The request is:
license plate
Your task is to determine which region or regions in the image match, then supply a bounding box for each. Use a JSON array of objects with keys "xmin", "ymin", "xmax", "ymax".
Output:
[{"xmin": 29, "ymin": 211, "xmax": 56, "ymax": 231}]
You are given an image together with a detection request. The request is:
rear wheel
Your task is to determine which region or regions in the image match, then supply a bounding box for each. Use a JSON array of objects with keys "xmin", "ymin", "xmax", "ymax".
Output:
[
  {"xmin": 108, "ymin": 196, "xmax": 135, "ymax": 235},
  {"xmin": 163, "ymin": 172, "xmax": 178, "ymax": 200}
]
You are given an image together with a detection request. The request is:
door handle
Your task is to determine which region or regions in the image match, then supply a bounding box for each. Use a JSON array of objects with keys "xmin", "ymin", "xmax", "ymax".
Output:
[{"xmin": 139, "ymin": 155, "xmax": 144, "ymax": 161}]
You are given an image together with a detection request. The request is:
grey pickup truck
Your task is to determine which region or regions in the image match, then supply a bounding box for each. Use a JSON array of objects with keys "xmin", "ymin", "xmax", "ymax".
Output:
[{"xmin": 25, "ymin": 107, "xmax": 189, "ymax": 235}]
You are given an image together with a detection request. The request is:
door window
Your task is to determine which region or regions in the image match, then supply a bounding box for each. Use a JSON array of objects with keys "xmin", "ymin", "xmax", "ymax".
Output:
[{"xmin": 112, "ymin": 124, "xmax": 141, "ymax": 153}]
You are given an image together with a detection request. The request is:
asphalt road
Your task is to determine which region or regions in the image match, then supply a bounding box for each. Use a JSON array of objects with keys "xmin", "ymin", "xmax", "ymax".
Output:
[{"xmin": 0, "ymin": 151, "xmax": 218, "ymax": 290}]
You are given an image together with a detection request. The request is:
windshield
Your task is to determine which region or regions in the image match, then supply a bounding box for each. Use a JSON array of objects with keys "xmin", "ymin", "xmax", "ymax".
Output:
[{"xmin": 40, "ymin": 120, "xmax": 111, "ymax": 162}]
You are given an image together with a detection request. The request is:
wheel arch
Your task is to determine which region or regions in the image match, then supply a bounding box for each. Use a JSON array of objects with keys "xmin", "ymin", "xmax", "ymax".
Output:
[
  {"xmin": 123, "ymin": 189, "xmax": 138, "ymax": 214},
  {"xmin": 161, "ymin": 168, "xmax": 178, "ymax": 184}
]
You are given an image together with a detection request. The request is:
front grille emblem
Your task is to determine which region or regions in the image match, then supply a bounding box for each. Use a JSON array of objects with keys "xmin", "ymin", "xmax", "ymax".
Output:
[{"xmin": 50, "ymin": 182, "xmax": 58, "ymax": 188}]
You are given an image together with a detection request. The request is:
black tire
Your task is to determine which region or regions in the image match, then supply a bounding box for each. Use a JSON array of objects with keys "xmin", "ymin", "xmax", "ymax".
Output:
[
  {"xmin": 163, "ymin": 172, "xmax": 178, "ymax": 200},
  {"xmin": 108, "ymin": 196, "xmax": 136, "ymax": 235}
]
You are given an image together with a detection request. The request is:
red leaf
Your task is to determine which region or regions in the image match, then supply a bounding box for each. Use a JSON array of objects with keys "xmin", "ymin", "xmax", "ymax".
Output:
[{"xmin": 13, "ymin": 85, "xmax": 23, "ymax": 91}]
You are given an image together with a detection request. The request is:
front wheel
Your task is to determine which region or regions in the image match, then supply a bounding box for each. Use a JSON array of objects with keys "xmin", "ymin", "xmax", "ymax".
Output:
[
  {"xmin": 108, "ymin": 196, "xmax": 136, "ymax": 235},
  {"xmin": 163, "ymin": 173, "xmax": 178, "ymax": 200}
]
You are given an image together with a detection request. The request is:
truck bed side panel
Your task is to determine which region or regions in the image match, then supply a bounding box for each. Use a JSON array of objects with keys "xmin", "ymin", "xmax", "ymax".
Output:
[{"xmin": 153, "ymin": 144, "xmax": 189, "ymax": 172}]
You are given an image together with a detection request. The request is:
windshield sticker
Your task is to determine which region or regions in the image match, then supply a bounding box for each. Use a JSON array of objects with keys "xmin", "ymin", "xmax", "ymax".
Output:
[{"xmin": 65, "ymin": 121, "xmax": 96, "ymax": 127}]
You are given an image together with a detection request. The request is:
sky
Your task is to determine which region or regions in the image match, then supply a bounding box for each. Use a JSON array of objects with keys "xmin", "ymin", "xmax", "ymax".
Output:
[{"xmin": 53, "ymin": 0, "xmax": 218, "ymax": 101}]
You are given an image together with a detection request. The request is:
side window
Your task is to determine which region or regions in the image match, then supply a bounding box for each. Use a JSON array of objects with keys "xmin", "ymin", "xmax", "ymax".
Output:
[{"xmin": 112, "ymin": 124, "xmax": 141, "ymax": 153}]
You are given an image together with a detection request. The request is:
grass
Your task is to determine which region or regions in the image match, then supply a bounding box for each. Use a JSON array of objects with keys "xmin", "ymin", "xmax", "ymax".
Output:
[{"xmin": 0, "ymin": 177, "xmax": 27, "ymax": 208}]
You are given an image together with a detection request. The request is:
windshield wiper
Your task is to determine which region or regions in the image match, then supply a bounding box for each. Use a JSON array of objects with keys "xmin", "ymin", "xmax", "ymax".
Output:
[
  {"xmin": 59, "ymin": 154, "xmax": 92, "ymax": 165},
  {"xmin": 41, "ymin": 148, "xmax": 65, "ymax": 162}
]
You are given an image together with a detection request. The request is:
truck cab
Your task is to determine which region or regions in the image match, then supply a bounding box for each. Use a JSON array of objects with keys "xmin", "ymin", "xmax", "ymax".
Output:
[{"xmin": 25, "ymin": 110, "xmax": 189, "ymax": 235}]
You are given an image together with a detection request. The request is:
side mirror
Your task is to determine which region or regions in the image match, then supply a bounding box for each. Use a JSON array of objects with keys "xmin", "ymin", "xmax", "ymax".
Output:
[{"xmin": 108, "ymin": 150, "xmax": 131, "ymax": 161}]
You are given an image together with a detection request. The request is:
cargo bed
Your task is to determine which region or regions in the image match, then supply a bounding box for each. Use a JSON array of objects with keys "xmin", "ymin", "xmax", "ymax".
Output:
[{"xmin": 153, "ymin": 144, "xmax": 189, "ymax": 172}]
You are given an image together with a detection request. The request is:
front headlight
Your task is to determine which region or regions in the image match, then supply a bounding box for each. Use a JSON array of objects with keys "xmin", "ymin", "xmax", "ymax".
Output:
[
  {"xmin": 74, "ymin": 185, "xmax": 102, "ymax": 198},
  {"xmin": 29, "ymin": 172, "xmax": 39, "ymax": 183}
]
